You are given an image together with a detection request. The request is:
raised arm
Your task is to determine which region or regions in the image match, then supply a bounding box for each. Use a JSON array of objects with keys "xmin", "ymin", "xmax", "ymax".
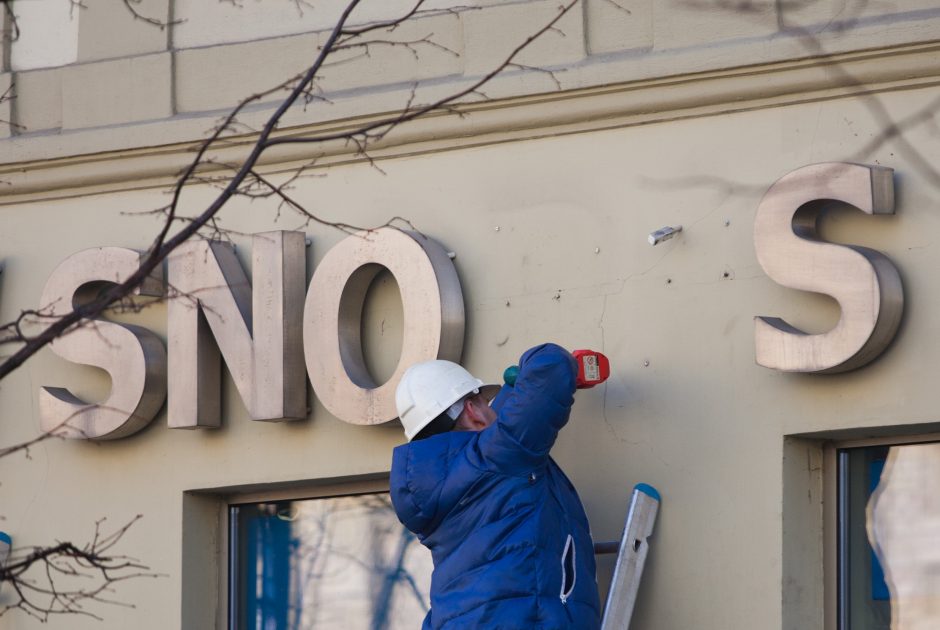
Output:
[{"xmin": 478, "ymin": 343, "xmax": 578, "ymax": 473}]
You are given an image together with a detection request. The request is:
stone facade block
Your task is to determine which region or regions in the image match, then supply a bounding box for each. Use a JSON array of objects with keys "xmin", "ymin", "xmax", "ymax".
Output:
[
  {"xmin": 61, "ymin": 53, "xmax": 172, "ymax": 129},
  {"xmin": 316, "ymin": 12, "xmax": 463, "ymax": 94},
  {"xmin": 652, "ymin": 0, "xmax": 776, "ymax": 51},
  {"xmin": 816, "ymin": 1, "xmax": 940, "ymax": 27},
  {"xmin": 775, "ymin": 1, "xmax": 940, "ymax": 31},
  {"xmin": 173, "ymin": 0, "xmax": 468, "ymax": 49},
  {"xmin": 585, "ymin": 0, "xmax": 652, "ymax": 56},
  {"xmin": 774, "ymin": 0, "xmax": 841, "ymax": 30},
  {"xmin": 175, "ymin": 12, "xmax": 463, "ymax": 114},
  {"xmin": 77, "ymin": 0, "xmax": 171, "ymax": 63},
  {"xmin": 462, "ymin": 0, "xmax": 586, "ymax": 77},
  {"xmin": 0, "ymin": 8, "xmax": 8, "ymax": 72},
  {"xmin": 174, "ymin": 32, "xmax": 322, "ymax": 114},
  {"xmin": 13, "ymin": 67, "xmax": 62, "ymax": 133},
  {"xmin": 0, "ymin": 73, "xmax": 11, "ymax": 139},
  {"xmin": 7, "ymin": 1, "xmax": 79, "ymax": 72}
]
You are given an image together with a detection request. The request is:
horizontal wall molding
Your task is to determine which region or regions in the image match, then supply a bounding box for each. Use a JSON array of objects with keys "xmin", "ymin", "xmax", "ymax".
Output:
[{"xmin": 3, "ymin": 39, "xmax": 940, "ymax": 205}]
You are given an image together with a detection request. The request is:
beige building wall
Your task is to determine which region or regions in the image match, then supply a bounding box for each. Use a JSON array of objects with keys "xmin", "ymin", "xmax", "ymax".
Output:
[{"xmin": 2, "ymin": 2, "xmax": 940, "ymax": 629}]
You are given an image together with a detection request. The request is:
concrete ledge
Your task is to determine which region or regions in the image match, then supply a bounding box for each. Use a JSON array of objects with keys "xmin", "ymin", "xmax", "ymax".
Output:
[{"xmin": 3, "ymin": 39, "xmax": 940, "ymax": 204}]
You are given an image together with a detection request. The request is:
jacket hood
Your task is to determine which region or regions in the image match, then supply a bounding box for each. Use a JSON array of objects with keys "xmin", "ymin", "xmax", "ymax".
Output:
[{"xmin": 390, "ymin": 430, "xmax": 477, "ymax": 537}]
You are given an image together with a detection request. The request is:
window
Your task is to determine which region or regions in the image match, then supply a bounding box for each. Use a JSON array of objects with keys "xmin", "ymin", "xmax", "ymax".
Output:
[
  {"xmin": 838, "ymin": 442, "xmax": 940, "ymax": 629},
  {"xmin": 229, "ymin": 493, "xmax": 432, "ymax": 630}
]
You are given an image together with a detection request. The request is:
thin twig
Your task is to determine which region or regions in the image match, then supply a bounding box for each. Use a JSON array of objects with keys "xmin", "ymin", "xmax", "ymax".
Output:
[
  {"xmin": 121, "ymin": 0, "xmax": 184, "ymax": 30},
  {"xmin": 0, "ymin": 516, "xmax": 159, "ymax": 622}
]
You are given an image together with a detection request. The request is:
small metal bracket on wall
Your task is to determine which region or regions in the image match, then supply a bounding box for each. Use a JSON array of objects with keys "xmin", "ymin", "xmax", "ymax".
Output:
[{"xmin": 648, "ymin": 226, "xmax": 682, "ymax": 246}]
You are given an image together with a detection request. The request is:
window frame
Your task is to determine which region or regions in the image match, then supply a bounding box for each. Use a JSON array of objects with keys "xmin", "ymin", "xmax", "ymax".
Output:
[{"xmin": 180, "ymin": 474, "xmax": 392, "ymax": 630}]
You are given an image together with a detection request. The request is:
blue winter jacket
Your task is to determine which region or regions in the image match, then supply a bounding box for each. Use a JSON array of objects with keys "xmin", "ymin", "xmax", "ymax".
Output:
[{"xmin": 390, "ymin": 344, "xmax": 601, "ymax": 629}]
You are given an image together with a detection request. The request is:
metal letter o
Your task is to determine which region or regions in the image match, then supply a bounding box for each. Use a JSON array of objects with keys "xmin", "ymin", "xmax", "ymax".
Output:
[{"xmin": 303, "ymin": 228, "xmax": 465, "ymax": 425}]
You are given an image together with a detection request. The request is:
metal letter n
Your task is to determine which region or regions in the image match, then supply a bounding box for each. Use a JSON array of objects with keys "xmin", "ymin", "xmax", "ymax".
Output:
[{"xmin": 167, "ymin": 231, "xmax": 306, "ymax": 428}]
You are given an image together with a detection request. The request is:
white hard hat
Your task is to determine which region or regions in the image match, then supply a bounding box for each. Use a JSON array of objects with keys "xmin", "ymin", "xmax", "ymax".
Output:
[{"xmin": 396, "ymin": 360, "xmax": 494, "ymax": 441}]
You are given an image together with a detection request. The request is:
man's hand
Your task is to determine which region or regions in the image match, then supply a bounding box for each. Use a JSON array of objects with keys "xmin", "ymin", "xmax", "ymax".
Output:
[{"xmin": 503, "ymin": 349, "xmax": 610, "ymax": 389}]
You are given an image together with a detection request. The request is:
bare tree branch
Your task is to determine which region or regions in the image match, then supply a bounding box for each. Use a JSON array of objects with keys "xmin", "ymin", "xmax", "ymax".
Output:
[
  {"xmin": 333, "ymin": 33, "xmax": 461, "ymax": 61},
  {"xmin": 0, "ymin": 516, "xmax": 157, "ymax": 622},
  {"xmin": 337, "ymin": 0, "xmax": 434, "ymax": 38},
  {"xmin": 0, "ymin": 417, "xmax": 69, "ymax": 459}
]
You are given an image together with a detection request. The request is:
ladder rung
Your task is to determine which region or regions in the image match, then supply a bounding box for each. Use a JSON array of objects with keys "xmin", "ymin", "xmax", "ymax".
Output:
[{"xmin": 594, "ymin": 541, "xmax": 619, "ymax": 555}]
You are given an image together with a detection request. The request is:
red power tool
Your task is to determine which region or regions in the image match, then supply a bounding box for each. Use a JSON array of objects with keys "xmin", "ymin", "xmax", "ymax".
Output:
[
  {"xmin": 571, "ymin": 349, "xmax": 611, "ymax": 389},
  {"xmin": 503, "ymin": 349, "xmax": 611, "ymax": 389}
]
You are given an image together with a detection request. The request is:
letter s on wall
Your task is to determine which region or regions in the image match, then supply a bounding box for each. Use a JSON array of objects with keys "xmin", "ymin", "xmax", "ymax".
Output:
[
  {"xmin": 754, "ymin": 162, "xmax": 904, "ymax": 373},
  {"xmin": 38, "ymin": 248, "xmax": 167, "ymax": 439}
]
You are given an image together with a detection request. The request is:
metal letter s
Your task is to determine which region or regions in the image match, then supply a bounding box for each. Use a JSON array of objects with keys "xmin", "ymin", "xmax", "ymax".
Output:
[
  {"xmin": 754, "ymin": 162, "xmax": 903, "ymax": 373},
  {"xmin": 38, "ymin": 248, "xmax": 167, "ymax": 439}
]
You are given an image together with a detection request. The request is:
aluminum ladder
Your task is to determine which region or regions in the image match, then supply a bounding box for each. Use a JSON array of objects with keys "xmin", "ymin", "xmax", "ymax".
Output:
[{"xmin": 594, "ymin": 483, "xmax": 661, "ymax": 630}]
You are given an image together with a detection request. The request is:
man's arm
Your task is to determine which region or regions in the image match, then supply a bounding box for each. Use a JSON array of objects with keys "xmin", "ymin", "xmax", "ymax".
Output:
[{"xmin": 477, "ymin": 343, "xmax": 578, "ymax": 474}]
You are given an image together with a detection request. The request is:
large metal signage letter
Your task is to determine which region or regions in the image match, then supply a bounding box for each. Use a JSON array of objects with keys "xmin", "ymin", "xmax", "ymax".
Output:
[
  {"xmin": 754, "ymin": 162, "xmax": 903, "ymax": 373},
  {"xmin": 38, "ymin": 248, "xmax": 167, "ymax": 439},
  {"xmin": 304, "ymin": 228, "xmax": 464, "ymax": 425},
  {"xmin": 167, "ymin": 231, "xmax": 306, "ymax": 428}
]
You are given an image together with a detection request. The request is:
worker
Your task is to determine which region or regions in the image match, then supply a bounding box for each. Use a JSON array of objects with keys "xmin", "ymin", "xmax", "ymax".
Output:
[{"xmin": 390, "ymin": 343, "xmax": 601, "ymax": 629}]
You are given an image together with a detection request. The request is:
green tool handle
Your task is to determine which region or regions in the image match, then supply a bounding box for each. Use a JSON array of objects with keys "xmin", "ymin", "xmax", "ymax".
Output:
[{"xmin": 503, "ymin": 365, "xmax": 520, "ymax": 387}]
